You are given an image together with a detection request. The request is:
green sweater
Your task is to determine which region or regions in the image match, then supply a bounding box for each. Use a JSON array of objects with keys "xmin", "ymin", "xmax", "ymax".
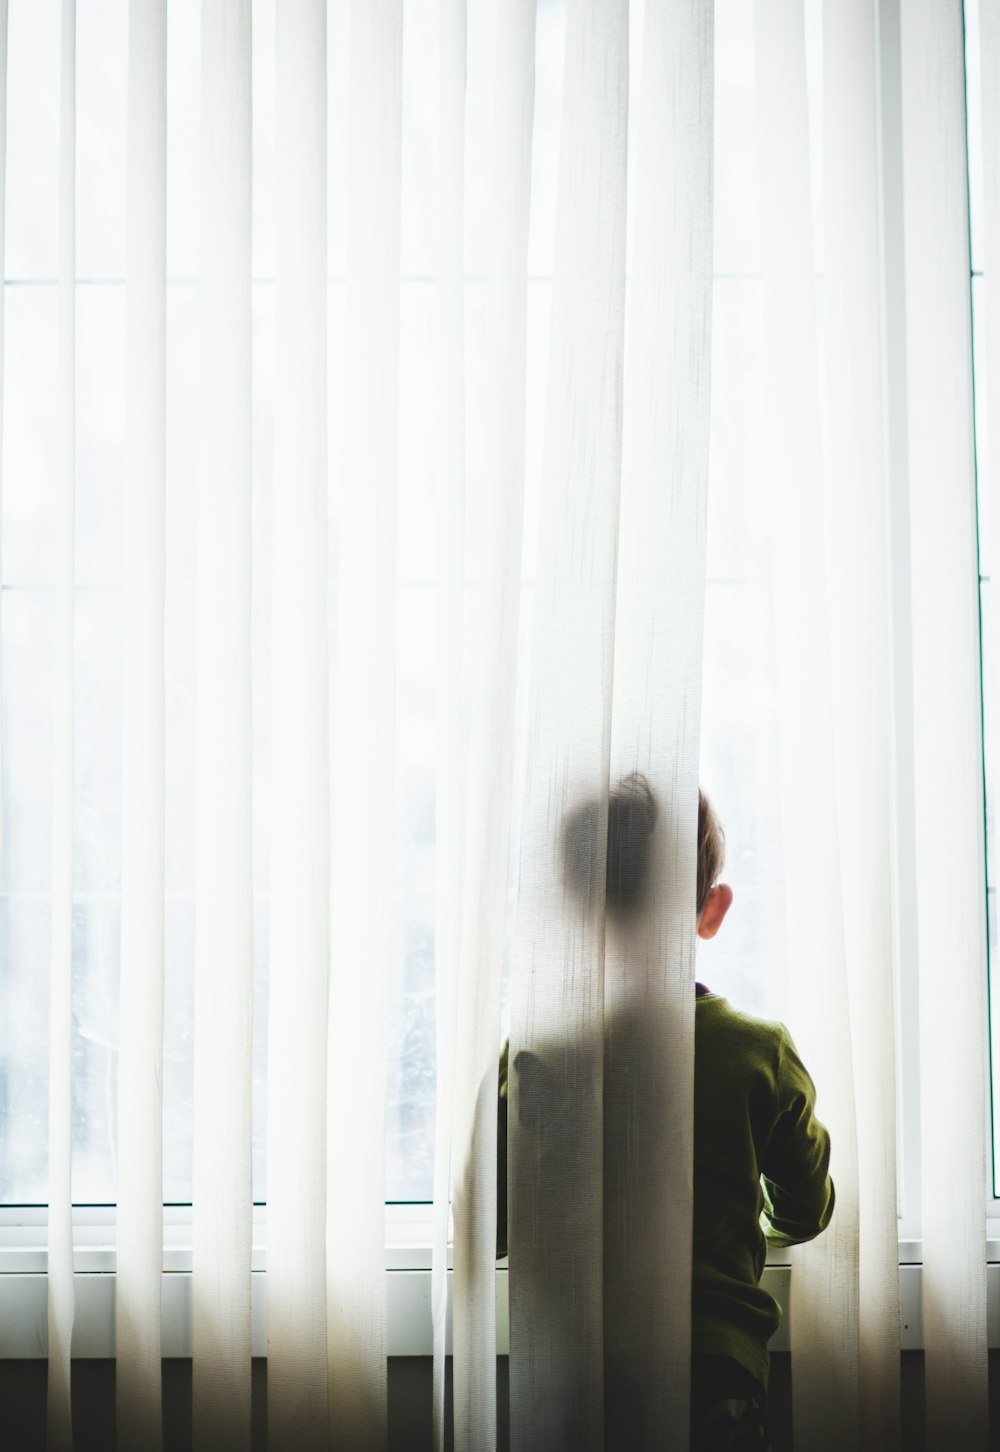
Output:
[
  {"xmin": 690, "ymin": 993, "xmax": 834, "ymax": 1385},
  {"xmin": 496, "ymin": 993, "xmax": 834, "ymax": 1390}
]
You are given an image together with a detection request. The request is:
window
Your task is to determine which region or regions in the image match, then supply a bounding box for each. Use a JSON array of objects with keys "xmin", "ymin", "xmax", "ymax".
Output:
[
  {"xmin": 964, "ymin": 0, "xmax": 1000, "ymax": 1199},
  {"xmin": 0, "ymin": 0, "xmax": 993, "ymax": 1238}
]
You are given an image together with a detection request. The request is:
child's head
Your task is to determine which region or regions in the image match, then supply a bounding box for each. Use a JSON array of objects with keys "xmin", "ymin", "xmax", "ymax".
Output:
[
  {"xmin": 696, "ymin": 789, "xmax": 732, "ymax": 939},
  {"xmin": 561, "ymin": 776, "xmax": 733, "ymax": 932}
]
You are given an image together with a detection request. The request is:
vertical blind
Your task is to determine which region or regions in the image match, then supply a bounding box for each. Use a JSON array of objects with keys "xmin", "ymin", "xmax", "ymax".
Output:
[
  {"xmin": 823, "ymin": 2, "xmax": 899, "ymax": 1448},
  {"xmin": 901, "ymin": 2, "xmax": 989, "ymax": 1447},
  {"xmin": 0, "ymin": 0, "xmax": 988, "ymax": 1447},
  {"xmin": 192, "ymin": 4, "xmax": 255, "ymax": 1449},
  {"xmin": 117, "ymin": 0, "xmax": 167, "ymax": 1446},
  {"xmin": 506, "ymin": 0, "xmax": 629, "ymax": 1442},
  {"xmin": 431, "ymin": 4, "xmax": 466, "ymax": 1451},
  {"xmin": 48, "ymin": 1, "xmax": 75, "ymax": 1448},
  {"xmin": 326, "ymin": 4, "xmax": 402, "ymax": 1449},
  {"xmin": 267, "ymin": 2, "xmax": 329, "ymax": 1449},
  {"xmin": 755, "ymin": 1, "xmax": 861, "ymax": 1446},
  {"xmin": 450, "ymin": 2, "xmax": 534, "ymax": 1449},
  {"xmin": 602, "ymin": 0, "xmax": 713, "ymax": 1441}
]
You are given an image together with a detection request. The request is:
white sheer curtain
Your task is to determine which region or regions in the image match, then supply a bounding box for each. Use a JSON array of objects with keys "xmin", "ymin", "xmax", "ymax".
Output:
[
  {"xmin": 0, "ymin": 0, "xmax": 5, "ymax": 887},
  {"xmin": 603, "ymin": 0, "xmax": 713, "ymax": 1440},
  {"xmin": 901, "ymin": 2, "xmax": 989, "ymax": 1446},
  {"xmin": 752, "ymin": 0, "xmax": 989, "ymax": 1449},
  {"xmin": 431, "ymin": 3, "xmax": 466, "ymax": 1449},
  {"xmin": 754, "ymin": 2, "xmax": 861, "ymax": 1447},
  {"xmin": 447, "ymin": 0, "xmax": 535, "ymax": 1446},
  {"xmin": 493, "ymin": 0, "xmax": 715, "ymax": 1447},
  {"xmin": 48, "ymin": 2, "xmax": 76, "ymax": 1448},
  {"xmin": 823, "ymin": 3, "xmax": 899, "ymax": 1448},
  {"xmin": 987, "ymin": 0, "xmax": 1000, "ymax": 593},
  {"xmin": 267, "ymin": 2, "xmax": 329, "ymax": 1448},
  {"xmin": 17, "ymin": 0, "xmax": 997, "ymax": 1448},
  {"xmin": 191, "ymin": 5, "xmax": 255, "ymax": 1450},
  {"xmin": 117, "ymin": 2, "xmax": 168, "ymax": 1446},
  {"xmin": 506, "ymin": 0, "xmax": 629, "ymax": 1442},
  {"xmin": 326, "ymin": 3, "xmax": 402, "ymax": 1448}
]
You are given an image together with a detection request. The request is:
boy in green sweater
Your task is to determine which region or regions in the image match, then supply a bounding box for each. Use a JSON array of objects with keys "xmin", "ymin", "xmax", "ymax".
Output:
[
  {"xmin": 498, "ymin": 783, "xmax": 834, "ymax": 1450},
  {"xmin": 685, "ymin": 791, "xmax": 834, "ymax": 1448}
]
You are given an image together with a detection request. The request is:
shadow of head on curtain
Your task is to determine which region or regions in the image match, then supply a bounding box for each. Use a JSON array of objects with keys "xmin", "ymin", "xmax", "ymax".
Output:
[
  {"xmin": 561, "ymin": 773, "xmax": 725, "ymax": 927},
  {"xmin": 500, "ymin": 772, "xmax": 698, "ymax": 1448},
  {"xmin": 561, "ymin": 771, "xmax": 660, "ymax": 919}
]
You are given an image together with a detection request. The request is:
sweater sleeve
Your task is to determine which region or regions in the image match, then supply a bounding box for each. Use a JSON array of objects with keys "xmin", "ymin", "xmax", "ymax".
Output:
[{"xmin": 759, "ymin": 1028, "xmax": 835, "ymax": 1247}]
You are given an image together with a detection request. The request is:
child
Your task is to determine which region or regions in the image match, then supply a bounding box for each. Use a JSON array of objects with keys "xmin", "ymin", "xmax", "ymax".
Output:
[
  {"xmin": 497, "ymin": 781, "xmax": 835, "ymax": 1451},
  {"xmin": 686, "ymin": 789, "xmax": 834, "ymax": 1448}
]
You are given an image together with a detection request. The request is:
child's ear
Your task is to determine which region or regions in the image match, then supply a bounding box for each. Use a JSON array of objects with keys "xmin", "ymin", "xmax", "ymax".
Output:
[{"xmin": 697, "ymin": 883, "xmax": 733, "ymax": 940}]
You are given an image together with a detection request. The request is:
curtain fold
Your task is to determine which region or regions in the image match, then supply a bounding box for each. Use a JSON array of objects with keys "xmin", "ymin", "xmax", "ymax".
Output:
[
  {"xmin": 822, "ymin": 3, "xmax": 901, "ymax": 1449},
  {"xmin": 18, "ymin": 5, "xmax": 999, "ymax": 1448},
  {"xmin": 753, "ymin": 2, "xmax": 861, "ymax": 1447},
  {"xmin": 449, "ymin": 1, "xmax": 535, "ymax": 1448},
  {"xmin": 507, "ymin": 3, "xmax": 628, "ymax": 1449},
  {"xmin": 48, "ymin": 2, "xmax": 77, "ymax": 1447},
  {"xmin": 0, "ymin": 0, "xmax": 7, "ymax": 878},
  {"xmin": 984, "ymin": 0, "xmax": 1000, "ymax": 889},
  {"xmin": 325, "ymin": 3, "xmax": 403, "ymax": 1447},
  {"xmin": 900, "ymin": 2, "xmax": 990, "ymax": 1446},
  {"xmin": 116, "ymin": 2, "xmax": 168, "ymax": 1447},
  {"xmin": 266, "ymin": 2, "xmax": 330, "ymax": 1448},
  {"xmin": 602, "ymin": 0, "xmax": 713, "ymax": 1445},
  {"xmin": 192, "ymin": 4, "xmax": 255, "ymax": 1449},
  {"xmin": 431, "ymin": 2, "xmax": 466, "ymax": 1450}
]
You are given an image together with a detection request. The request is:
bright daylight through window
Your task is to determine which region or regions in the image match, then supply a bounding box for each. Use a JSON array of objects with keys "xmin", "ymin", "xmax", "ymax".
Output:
[{"xmin": 0, "ymin": 0, "xmax": 994, "ymax": 1211}]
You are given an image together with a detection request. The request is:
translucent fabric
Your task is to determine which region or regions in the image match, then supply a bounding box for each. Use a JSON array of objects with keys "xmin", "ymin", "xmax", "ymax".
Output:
[
  {"xmin": 432, "ymin": 1, "xmax": 467, "ymax": 1448},
  {"xmin": 506, "ymin": 0, "xmax": 628, "ymax": 1433},
  {"xmin": 266, "ymin": 2, "xmax": 330, "ymax": 1448},
  {"xmin": 0, "ymin": 0, "xmax": 6, "ymax": 878},
  {"xmin": 325, "ymin": 4, "xmax": 403, "ymax": 1448},
  {"xmin": 984, "ymin": 0, "xmax": 1000, "ymax": 924},
  {"xmin": 900, "ymin": 2, "xmax": 990, "ymax": 1445},
  {"xmin": 191, "ymin": 5, "xmax": 255, "ymax": 1448},
  {"xmin": 449, "ymin": 1, "xmax": 535, "ymax": 1449},
  {"xmin": 603, "ymin": 0, "xmax": 713, "ymax": 1441},
  {"xmin": 503, "ymin": 1, "xmax": 714, "ymax": 1448},
  {"xmin": 750, "ymin": 0, "xmax": 988, "ymax": 1446},
  {"xmin": 116, "ymin": 2, "xmax": 167, "ymax": 1446},
  {"xmin": 17, "ymin": 3, "xmax": 998, "ymax": 1448},
  {"xmin": 823, "ymin": 3, "xmax": 901, "ymax": 1448},
  {"xmin": 47, "ymin": 3, "xmax": 76, "ymax": 1448},
  {"xmin": 754, "ymin": 3, "xmax": 860, "ymax": 1446},
  {"xmin": 986, "ymin": 0, "xmax": 1000, "ymax": 548},
  {"xmin": 506, "ymin": 0, "xmax": 628, "ymax": 1444}
]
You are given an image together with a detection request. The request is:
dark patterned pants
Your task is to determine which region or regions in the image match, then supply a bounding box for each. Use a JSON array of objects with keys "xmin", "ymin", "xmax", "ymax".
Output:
[{"xmin": 691, "ymin": 1354, "xmax": 771, "ymax": 1451}]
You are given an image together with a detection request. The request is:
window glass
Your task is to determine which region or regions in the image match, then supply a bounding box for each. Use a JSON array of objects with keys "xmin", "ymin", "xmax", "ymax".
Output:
[
  {"xmin": 0, "ymin": 0, "xmax": 827, "ymax": 1204},
  {"xmin": 963, "ymin": 3, "xmax": 998, "ymax": 1195}
]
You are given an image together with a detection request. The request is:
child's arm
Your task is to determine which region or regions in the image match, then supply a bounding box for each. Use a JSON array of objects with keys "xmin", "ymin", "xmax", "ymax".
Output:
[{"xmin": 759, "ymin": 1029, "xmax": 835, "ymax": 1247}]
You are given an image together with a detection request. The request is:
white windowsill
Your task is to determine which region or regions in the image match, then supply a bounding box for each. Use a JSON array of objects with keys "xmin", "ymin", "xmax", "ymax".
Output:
[{"xmin": 2, "ymin": 1206, "xmax": 1000, "ymax": 1358}]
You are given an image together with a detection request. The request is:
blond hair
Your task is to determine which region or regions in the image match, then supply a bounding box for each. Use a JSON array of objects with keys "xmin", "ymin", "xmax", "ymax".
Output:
[{"xmin": 697, "ymin": 789, "xmax": 725, "ymax": 915}]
